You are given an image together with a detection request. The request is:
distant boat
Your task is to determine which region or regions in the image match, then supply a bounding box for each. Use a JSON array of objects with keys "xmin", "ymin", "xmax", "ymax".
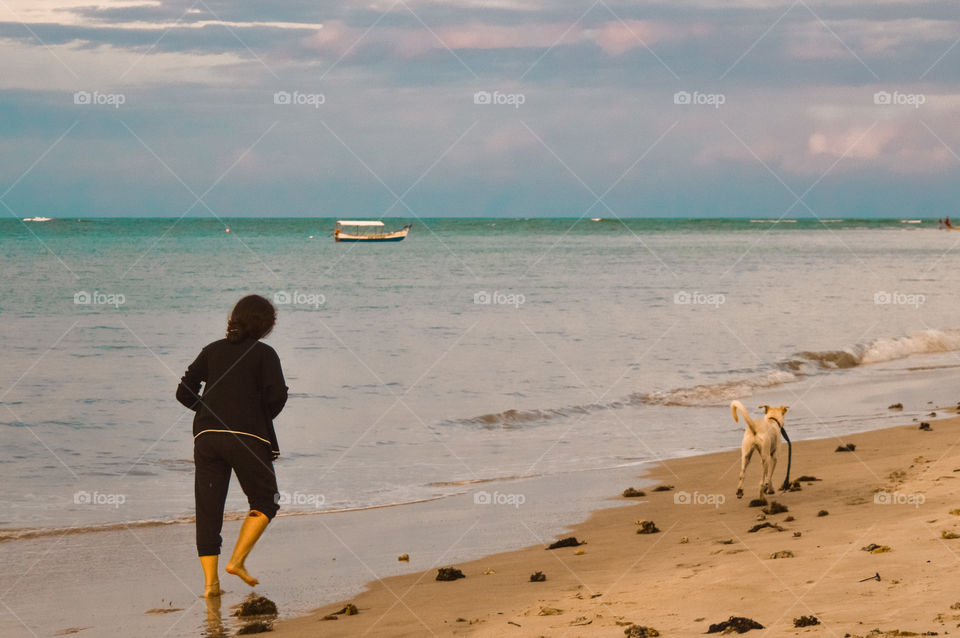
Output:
[
  {"xmin": 334, "ymin": 220, "xmax": 411, "ymax": 243},
  {"xmin": 23, "ymin": 217, "xmax": 52, "ymax": 222}
]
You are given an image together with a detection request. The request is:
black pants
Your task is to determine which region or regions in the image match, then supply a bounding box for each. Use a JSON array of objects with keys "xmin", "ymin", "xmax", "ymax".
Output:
[{"xmin": 194, "ymin": 432, "xmax": 279, "ymax": 556}]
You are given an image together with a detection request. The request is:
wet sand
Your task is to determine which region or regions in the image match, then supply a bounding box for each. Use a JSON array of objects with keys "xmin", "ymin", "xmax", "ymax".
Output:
[
  {"xmin": 0, "ymin": 464, "xmax": 646, "ymax": 637},
  {"xmin": 273, "ymin": 413, "xmax": 960, "ymax": 637}
]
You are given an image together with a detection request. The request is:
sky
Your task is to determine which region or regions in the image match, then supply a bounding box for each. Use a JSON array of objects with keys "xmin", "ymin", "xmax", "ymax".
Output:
[{"xmin": 0, "ymin": 0, "xmax": 958, "ymax": 218}]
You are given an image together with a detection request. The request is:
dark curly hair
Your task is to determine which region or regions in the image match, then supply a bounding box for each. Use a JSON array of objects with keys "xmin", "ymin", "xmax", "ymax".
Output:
[{"xmin": 226, "ymin": 295, "xmax": 277, "ymax": 343}]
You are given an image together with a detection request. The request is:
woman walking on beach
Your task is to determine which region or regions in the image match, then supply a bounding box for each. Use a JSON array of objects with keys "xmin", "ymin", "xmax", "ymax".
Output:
[{"xmin": 177, "ymin": 295, "xmax": 288, "ymax": 597}]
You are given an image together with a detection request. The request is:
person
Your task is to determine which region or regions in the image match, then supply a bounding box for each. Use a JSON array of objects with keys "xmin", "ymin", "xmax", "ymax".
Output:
[
  {"xmin": 939, "ymin": 217, "xmax": 944, "ymax": 229},
  {"xmin": 177, "ymin": 295, "xmax": 288, "ymax": 597},
  {"xmin": 947, "ymin": 216, "xmax": 954, "ymax": 229}
]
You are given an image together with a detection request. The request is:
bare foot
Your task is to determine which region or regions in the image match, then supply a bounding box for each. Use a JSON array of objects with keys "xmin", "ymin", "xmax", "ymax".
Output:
[
  {"xmin": 225, "ymin": 562, "xmax": 258, "ymax": 587},
  {"xmin": 203, "ymin": 581, "xmax": 222, "ymax": 598}
]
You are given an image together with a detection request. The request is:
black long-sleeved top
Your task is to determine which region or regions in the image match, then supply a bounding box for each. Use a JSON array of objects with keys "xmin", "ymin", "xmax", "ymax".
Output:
[{"xmin": 176, "ymin": 337, "xmax": 288, "ymax": 457}]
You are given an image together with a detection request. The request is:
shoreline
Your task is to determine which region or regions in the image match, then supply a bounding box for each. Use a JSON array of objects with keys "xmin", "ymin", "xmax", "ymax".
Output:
[
  {"xmin": 0, "ymin": 464, "xmax": 649, "ymax": 544},
  {"xmin": 0, "ymin": 493, "xmax": 462, "ymax": 544},
  {"xmin": 8, "ymin": 344, "xmax": 960, "ymax": 536},
  {"xmin": 0, "ymin": 461, "xmax": 651, "ymax": 638},
  {"xmin": 3, "ymin": 408, "xmax": 959, "ymax": 637},
  {"xmin": 272, "ymin": 412, "xmax": 960, "ymax": 637}
]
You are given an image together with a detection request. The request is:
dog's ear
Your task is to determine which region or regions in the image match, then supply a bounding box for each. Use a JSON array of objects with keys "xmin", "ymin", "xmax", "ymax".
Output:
[
  {"xmin": 780, "ymin": 406, "xmax": 789, "ymax": 414},
  {"xmin": 758, "ymin": 404, "xmax": 770, "ymax": 413}
]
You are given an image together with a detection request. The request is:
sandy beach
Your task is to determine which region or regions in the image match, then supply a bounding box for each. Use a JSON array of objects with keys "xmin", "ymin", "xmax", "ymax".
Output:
[
  {"xmin": 6, "ymin": 0, "xmax": 960, "ymax": 635},
  {"xmin": 272, "ymin": 412, "xmax": 960, "ymax": 637}
]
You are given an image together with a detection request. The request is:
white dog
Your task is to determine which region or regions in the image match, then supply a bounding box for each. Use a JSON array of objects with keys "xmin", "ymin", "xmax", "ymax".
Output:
[{"xmin": 731, "ymin": 400, "xmax": 791, "ymax": 500}]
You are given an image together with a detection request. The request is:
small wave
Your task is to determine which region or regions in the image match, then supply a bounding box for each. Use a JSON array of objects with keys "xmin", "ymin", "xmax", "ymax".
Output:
[
  {"xmin": 22, "ymin": 217, "xmax": 52, "ymax": 222},
  {"xmin": 642, "ymin": 370, "xmax": 798, "ymax": 406},
  {"xmin": 861, "ymin": 329, "xmax": 960, "ymax": 363},
  {"xmin": 0, "ymin": 517, "xmax": 195, "ymax": 543},
  {"xmin": 446, "ymin": 404, "xmax": 607, "ymax": 428},
  {"xmin": 640, "ymin": 329, "xmax": 960, "ymax": 406},
  {"xmin": 0, "ymin": 496, "xmax": 464, "ymax": 543},
  {"xmin": 787, "ymin": 350, "xmax": 861, "ymax": 370},
  {"xmin": 445, "ymin": 329, "xmax": 960, "ymax": 421},
  {"xmin": 427, "ymin": 473, "xmax": 540, "ymax": 487},
  {"xmin": 793, "ymin": 329, "xmax": 960, "ymax": 369}
]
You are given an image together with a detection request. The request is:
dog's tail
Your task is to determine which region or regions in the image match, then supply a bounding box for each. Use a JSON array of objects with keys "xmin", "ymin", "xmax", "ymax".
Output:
[{"xmin": 730, "ymin": 400, "xmax": 758, "ymax": 434}]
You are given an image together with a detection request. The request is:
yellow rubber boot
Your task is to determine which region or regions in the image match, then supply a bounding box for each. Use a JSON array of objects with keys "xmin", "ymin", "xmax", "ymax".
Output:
[
  {"xmin": 225, "ymin": 510, "xmax": 270, "ymax": 587},
  {"xmin": 199, "ymin": 555, "xmax": 222, "ymax": 598}
]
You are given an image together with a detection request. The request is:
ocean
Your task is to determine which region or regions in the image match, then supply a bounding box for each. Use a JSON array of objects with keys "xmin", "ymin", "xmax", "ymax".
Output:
[{"xmin": 2, "ymin": 216, "xmax": 959, "ymax": 537}]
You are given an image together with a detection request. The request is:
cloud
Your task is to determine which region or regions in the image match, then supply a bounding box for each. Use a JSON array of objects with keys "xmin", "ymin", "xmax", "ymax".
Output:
[
  {"xmin": 692, "ymin": 91, "xmax": 959, "ymax": 179},
  {"xmin": 807, "ymin": 125, "xmax": 896, "ymax": 159},
  {"xmin": 805, "ymin": 121, "xmax": 954, "ymax": 175},
  {"xmin": 303, "ymin": 18, "xmax": 711, "ymax": 59},
  {"xmin": 2, "ymin": 0, "xmax": 960, "ymax": 218},
  {"xmin": 587, "ymin": 20, "xmax": 713, "ymax": 56},
  {"xmin": 782, "ymin": 17, "xmax": 960, "ymax": 61}
]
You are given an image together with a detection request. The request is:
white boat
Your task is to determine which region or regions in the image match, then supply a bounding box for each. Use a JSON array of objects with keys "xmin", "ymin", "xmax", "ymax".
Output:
[{"xmin": 334, "ymin": 220, "xmax": 411, "ymax": 243}]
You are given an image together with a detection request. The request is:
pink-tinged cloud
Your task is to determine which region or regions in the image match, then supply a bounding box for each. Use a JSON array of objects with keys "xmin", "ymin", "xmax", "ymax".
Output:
[
  {"xmin": 303, "ymin": 20, "xmax": 576, "ymax": 58},
  {"xmin": 412, "ymin": 23, "xmax": 580, "ymax": 53},
  {"xmin": 589, "ymin": 20, "xmax": 713, "ymax": 56},
  {"xmin": 693, "ymin": 115, "xmax": 955, "ymax": 177},
  {"xmin": 303, "ymin": 20, "xmax": 359, "ymax": 53},
  {"xmin": 807, "ymin": 125, "xmax": 898, "ymax": 159},
  {"xmin": 806, "ymin": 122, "xmax": 954, "ymax": 174},
  {"xmin": 783, "ymin": 30, "xmax": 851, "ymax": 61},
  {"xmin": 304, "ymin": 19, "xmax": 709, "ymax": 59},
  {"xmin": 782, "ymin": 18, "xmax": 960, "ymax": 61}
]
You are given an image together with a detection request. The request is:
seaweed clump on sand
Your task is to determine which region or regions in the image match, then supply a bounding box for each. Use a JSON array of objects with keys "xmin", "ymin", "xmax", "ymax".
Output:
[
  {"xmin": 706, "ymin": 616, "xmax": 764, "ymax": 633},
  {"xmin": 636, "ymin": 520, "xmax": 660, "ymax": 534},
  {"xmin": 436, "ymin": 567, "xmax": 466, "ymax": 581},
  {"xmin": 234, "ymin": 595, "xmax": 278, "ymax": 617},
  {"xmin": 529, "ymin": 571, "xmax": 546, "ymax": 582},
  {"xmin": 652, "ymin": 485, "xmax": 674, "ymax": 492},
  {"xmin": 862, "ymin": 544, "xmax": 892, "ymax": 553},
  {"xmin": 547, "ymin": 537, "xmax": 583, "ymax": 549},
  {"xmin": 794, "ymin": 615, "xmax": 820, "ymax": 627},
  {"xmin": 237, "ymin": 621, "xmax": 273, "ymax": 634},
  {"xmin": 624, "ymin": 624, "xmax": 660, "ymax": 637},
  {"xmin": 622, "ymin": 487, "xmax": 646, "ymax": 497},
  {"xmin": 747, "ymin": 522, "xmax": 784, "ymax": 533},
  {"xmin": 747, "ymin": 498, "xmax": 767, "ymax": 508},
  {"xmin": 762, "ymin": 501, "xmax": 788, "ymax": 515},
  {"xmin": 835, "ymin": 443, "xmax": 856, "ymax": 452}
]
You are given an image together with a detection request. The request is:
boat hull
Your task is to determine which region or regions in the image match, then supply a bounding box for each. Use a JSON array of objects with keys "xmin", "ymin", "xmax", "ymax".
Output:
[
  {"xmin": 335, "ymin": 227, "xmax": 410, "ymax": 242},
  {"xmin": 337, "ymin": 235, "xmax": 408, "ymax": 242}
]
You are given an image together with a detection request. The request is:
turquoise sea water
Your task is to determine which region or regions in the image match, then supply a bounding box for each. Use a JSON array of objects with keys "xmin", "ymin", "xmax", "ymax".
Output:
[{"xmin": 2, "ymin": 216, "xmax": 959, "ymax": 534}]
